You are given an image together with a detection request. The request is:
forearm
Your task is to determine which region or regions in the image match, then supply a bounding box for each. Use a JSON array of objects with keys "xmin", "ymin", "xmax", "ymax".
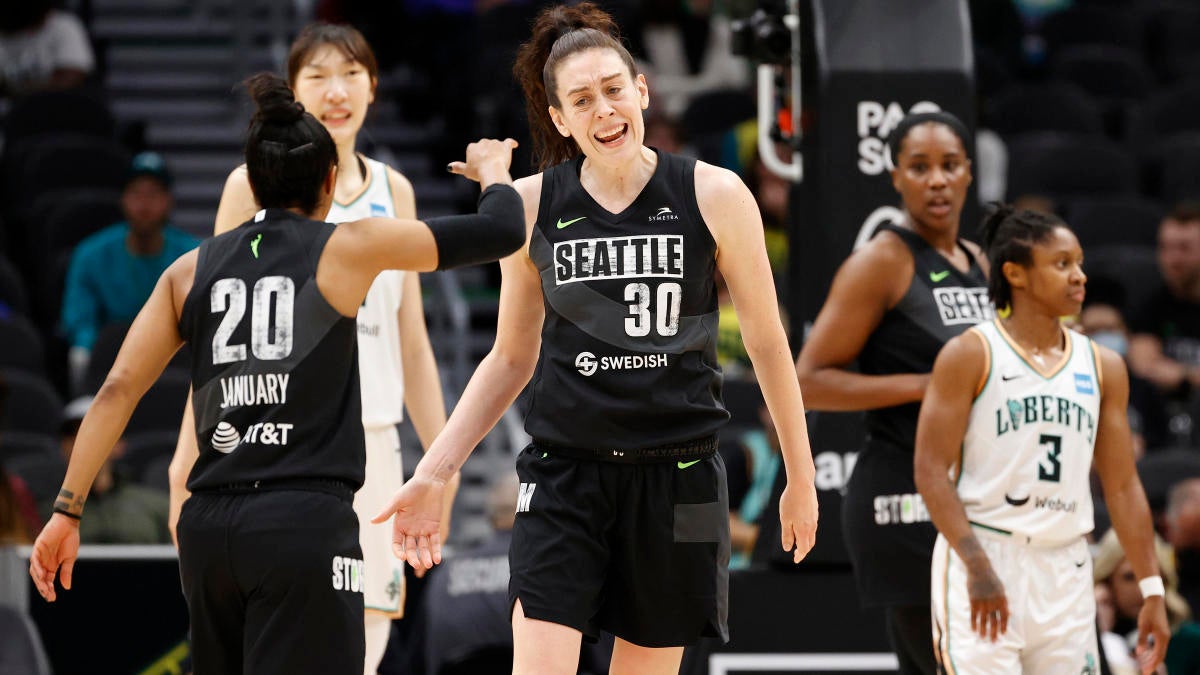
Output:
[
  {"xmin": 916, "ymin": 466, "xmax": 989, "ymax": 571},
  {"xmin": 746, "ymin": 332, "xmax": 814, "ymax": 480},
  {"xmin": 1105, "ymin": 477, "xmax": 1161, "ymax": 580},
  {"xmin": 56, "ymin": 381, "xmax": 141, "ymax": 516},
  {"xmin": 797, "ymin": 367, "xmax": 927, "ymax": 412},
  {"xmin": 403, "ymin": 353, "xmax": 448, "ymax": 451},
  {"xmin": 416, "ymin": 349, "xmax": 535, "ymax": 483},
  {"xmin": 425, "ymin": 184, "xmax": 525, "ymax": 270}
]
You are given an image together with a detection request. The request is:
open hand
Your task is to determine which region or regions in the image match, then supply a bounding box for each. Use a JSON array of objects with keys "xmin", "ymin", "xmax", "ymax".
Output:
[
  {"xmin": 29, "ymin": 514, "xmax": 81, "ymax": 602},
  {"xmin": 447, "ymin": 138, "xmax": 518, "ymax": 183},
  {"xmin": 779, "ymin": 480, "xmax": 818, "ymax": 563},
  {"xmin": 372, "ymin": 475, "xmax": 447, "ymax": 571}
]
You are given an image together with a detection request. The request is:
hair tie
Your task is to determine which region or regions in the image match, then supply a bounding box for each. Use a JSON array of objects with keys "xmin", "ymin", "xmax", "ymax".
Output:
[{"xmin": 287, "ymin": 142, "xmax": 315, "ymax": 156}]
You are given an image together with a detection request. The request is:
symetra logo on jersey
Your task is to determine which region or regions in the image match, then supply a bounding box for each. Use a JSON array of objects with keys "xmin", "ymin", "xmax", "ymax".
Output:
[
  {"xmin": 933, "ymin": 287, "xmax": 993, "ymax": 326},
  {"xmin": 553, "ymin": 235, "xmax": 683, "ymax": 285}
]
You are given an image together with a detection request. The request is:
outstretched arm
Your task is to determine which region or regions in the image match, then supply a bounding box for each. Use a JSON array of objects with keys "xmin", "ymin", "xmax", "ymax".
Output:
[
  {"xmin": 1092, "ymin": 346, "xmax": 1170, "ymax": 673},
  {"xmin": 31, "ymin": 260, "xmax": 189, "ymax": 601},
  {"xmin": 697, "ymin": 163, "xmax": 817, "ymax": 562},
  {"xmin": 914, "ymin": 331, "xmax": 1008, "ymax": 641},
  {"xmin": 371, "ymin": 174, "xmax": 545, "ymax": 570}
]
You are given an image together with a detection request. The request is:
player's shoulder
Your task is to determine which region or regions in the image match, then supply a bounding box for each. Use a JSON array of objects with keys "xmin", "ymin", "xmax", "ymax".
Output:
[
  {"xmin": 836, "ymin": 227, "xmax": 914, "ymax": 286},
  {"xmin": 693, "ymin": 159, "xmax": 747, "ymax": 197}
]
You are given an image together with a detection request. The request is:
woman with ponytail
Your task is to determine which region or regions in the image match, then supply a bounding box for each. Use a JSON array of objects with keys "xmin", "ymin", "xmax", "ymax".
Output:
[
  {"xmin": 914, "ymin": 206, "xmax": 1168, "ymax": 673},
  {"xmin": 29, "ymin": 72, "xmax": 525, "ymax": 674},
  {"xmin": 795, "ymin": 111, "xmax": 988, "ymax": 673},
  {"xmin": 373, "ymin": 3, "xmax": 818, "ymax": 672},
  {"xmin": 166, "ymin": 25, "xmax": 452, "ymax": 672}
]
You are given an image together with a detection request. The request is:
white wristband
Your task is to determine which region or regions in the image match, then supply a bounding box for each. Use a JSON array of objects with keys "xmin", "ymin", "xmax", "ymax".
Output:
[{"xmin": 1139, "ymin": 575, "xmax": 1166, "ymax": 598}]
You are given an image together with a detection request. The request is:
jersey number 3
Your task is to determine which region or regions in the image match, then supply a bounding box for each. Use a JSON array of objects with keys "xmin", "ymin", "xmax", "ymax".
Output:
[
  {"xmin": 1037, "ymin": 433, "xmax": 1062, "ymax": 483},
  {"xmin": 624, "ymin": 282, "xmax": 681, "ymax": 337},
  {"xmin": 211, "ymin": 276, "xmax": 296, "ymax": 364}
]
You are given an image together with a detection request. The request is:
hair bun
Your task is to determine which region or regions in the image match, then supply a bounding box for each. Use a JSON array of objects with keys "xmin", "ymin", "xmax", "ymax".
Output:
[
  {"xmin": 244, "ymin": 72, "xmax": 305, "ymax": 124},
  {"xmin": 979, "ymin": 201, "xmax": 1015, "ymax": 249}
]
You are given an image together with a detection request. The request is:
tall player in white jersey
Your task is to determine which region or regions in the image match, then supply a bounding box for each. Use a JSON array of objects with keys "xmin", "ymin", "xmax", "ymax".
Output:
[
  {"xmin": 914, "ymin": 205, "xmax": 1169, "ymax": 674},
  {"xmin": 167, "ymin": 24, "xmax": 453, "ymax": 673}
]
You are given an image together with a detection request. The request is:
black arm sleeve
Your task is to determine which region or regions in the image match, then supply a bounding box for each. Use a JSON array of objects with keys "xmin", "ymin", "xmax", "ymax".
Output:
[{"xmin": 425, "ymin": 183, "xmax": 526, "ymax": 270}]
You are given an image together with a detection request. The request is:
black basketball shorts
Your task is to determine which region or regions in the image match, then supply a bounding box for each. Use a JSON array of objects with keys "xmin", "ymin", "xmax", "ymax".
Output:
[
  {"xmin": 177, "ymin": 489, "xmax": 365, "ymax": 674},
  {"xmin": 508, "ymin": 443, "xmax": 731, "ymax": 648}
]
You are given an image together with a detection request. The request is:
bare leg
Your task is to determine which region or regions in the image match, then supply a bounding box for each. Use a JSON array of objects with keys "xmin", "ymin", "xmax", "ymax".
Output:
[
  {"xmin": 609, "ymin": 639, "xmax": 684, "ymax": 675},
  {"xmin": 512, "ymin": 599, "xmax": 584, "ymax": 675}
]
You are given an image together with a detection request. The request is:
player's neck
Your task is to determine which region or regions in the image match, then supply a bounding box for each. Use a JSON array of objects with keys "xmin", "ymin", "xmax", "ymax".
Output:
[
  {"xmin": 334, "ymin": 144, "xmax": 365, "ymax": 199},
  {"xmin": 579, "ymin": 146, "xmax": 657, "ymax": 206},
  {"xmin": 1001, "ymin": 309, "xmax": 1063, "ymax": 355},
  {"xmin": 905, "ymin": 214, "xmax": 959, "ymax": 256}
]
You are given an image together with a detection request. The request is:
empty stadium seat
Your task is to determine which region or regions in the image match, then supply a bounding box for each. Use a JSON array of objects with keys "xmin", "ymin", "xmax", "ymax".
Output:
[{"xmin": 1006, "ymin": 133, "xmax": 1138, "ymax": 201}]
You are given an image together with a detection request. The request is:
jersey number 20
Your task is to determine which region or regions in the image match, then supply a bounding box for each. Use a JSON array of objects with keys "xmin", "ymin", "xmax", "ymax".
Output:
[
  {"xmin": 624, "ymin": 282, "xmax": 681, "ymax": 337},
  {"xmin": 211, "ymin": 276, "xmax": 295, "ymax": 364}
]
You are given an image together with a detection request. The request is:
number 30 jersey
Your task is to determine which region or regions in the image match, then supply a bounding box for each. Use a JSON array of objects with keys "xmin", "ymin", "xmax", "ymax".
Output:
[
  {"xmin": 958, "ymin": 320, "xmax": 1102, "ymax": 540},
  {"xmin": 524, "ymin": 151, "xmax": 729, "ymax": 451},
  {"xmin": 179, "ymin": 209, "xmax": 365, "ymax": 492}
]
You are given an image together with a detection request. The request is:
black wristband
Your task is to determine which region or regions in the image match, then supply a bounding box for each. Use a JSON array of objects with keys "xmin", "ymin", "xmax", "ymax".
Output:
[
  {"xmin": 53, "ymin": 507, "xmax": 81, "ymax": 521},
  {"xmin": 426, "ymin": 183, "xmax": 525, "ymax": 270}
]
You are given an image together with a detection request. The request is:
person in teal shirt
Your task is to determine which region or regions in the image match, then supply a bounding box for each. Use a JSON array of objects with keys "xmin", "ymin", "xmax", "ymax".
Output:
[{"xmin": 60, "ymin": 151, "xmax": 200, "ymax": 391}]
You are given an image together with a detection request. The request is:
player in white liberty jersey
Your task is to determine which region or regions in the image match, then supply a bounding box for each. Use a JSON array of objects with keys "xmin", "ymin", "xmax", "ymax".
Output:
[
  {"xmin": 915, "ymin": 205, "xmax": 1168, "ymax": 674},
  {"xmin": 167, "ymin": 25, "xmax": 454, "ymax": 673}
]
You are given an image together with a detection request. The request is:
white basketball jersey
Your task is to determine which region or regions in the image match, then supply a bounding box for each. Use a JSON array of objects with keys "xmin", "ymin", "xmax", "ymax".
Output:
[
  {"xmin": 958, "ymin": 320, "xmax": 1101, "ymax": 541},
  {"xmin": 326, "ymin": 155, "xmax": 406, "ymax": 429}
]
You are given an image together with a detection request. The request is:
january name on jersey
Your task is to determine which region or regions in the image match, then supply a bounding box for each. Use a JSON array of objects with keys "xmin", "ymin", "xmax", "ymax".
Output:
[
  {"xmin": 993, "ymin": 392, "xmax": 1097, "ymax": 443},
  {"xmin": 554, "ymin": 235, "xmax": 683, "ymax": 284}
]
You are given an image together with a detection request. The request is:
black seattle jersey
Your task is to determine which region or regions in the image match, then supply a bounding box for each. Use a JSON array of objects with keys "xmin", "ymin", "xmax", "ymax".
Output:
[
  {"xmin": 178, "ymin": 209, "xmax": 365, "ymax": 491},
  {"xmin": 524, "ymin": 151, "xmax": 728, "ymax": 451},
  {"xmin": 859, "ymin": 224, "xmax": 992, "ymax": 450}
]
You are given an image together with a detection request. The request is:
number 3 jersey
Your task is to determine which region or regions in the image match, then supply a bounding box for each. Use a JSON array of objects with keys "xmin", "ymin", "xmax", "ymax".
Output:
[
  {"xmin": 524, "ymin": 151, "xmax": 729, "ymax": 450},
  {"xmin": 179, "ymin": 209, "xmax": 365, "ymax": 491},
  {"xmin": 959, "ymin": 320, "xmax": 1102, "ymax": 540}
]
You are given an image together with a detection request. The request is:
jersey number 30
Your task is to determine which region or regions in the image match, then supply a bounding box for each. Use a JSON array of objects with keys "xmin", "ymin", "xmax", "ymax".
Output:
[
  {"xmin": 624, "ymin": 282, "xmax": 681, "ymax": 337},
  {"xmin": 211, "ymin": 276, "xmax": 295, "ymax": 364}
]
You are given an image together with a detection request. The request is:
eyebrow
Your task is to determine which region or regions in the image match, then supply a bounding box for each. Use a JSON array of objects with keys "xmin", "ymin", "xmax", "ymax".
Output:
[{"xmin": 566, "ymin": 73, "xmax": 623, "ymax": 97}]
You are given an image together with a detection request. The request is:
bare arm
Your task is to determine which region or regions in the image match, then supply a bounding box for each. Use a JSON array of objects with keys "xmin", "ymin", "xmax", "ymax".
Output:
[
  {"xmin": 1092, "ymin": 346, "xmax": 1170, "ymax": 671},
  {"xmin": 795, "ymin": 233, "xmax": 927, "ymax": 411},
  {"xmin": 31, "ymin": 255, "xmax": 192, "ymax": 600},
  {"xmin": 914, "ymin": 331, "xmax": 1008, "ymax": 641},
  {"xmin": 213, "ymin": 166, "xmax": 260, "ymax": 234},
  {"xmin": 697, "ymin": 162, "xmax": 817, "ymax": 562},
  {"xmin": 390, "ymin": 165, "xmax": 457, "ymax": 536},
  {"xmin": 372, "ymin": 174, "xmax": 546, "ymax": 569}
]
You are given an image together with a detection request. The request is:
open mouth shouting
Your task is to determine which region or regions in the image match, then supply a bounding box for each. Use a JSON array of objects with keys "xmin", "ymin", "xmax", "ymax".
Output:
[{"xmin": 594, "ymin": 123, "xmax": 628, "ymax": 146}]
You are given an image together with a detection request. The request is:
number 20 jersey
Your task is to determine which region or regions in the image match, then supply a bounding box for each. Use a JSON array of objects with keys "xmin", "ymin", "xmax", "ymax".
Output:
[
  {"xmin": 179, "ymin": 209, "xmax": 365, "ymax": 492},
  {"xmin": 959, "ymin": 320, "xmax": 1101, "ymax": 540},
  {"xmin": 524, "ymin": 152, "xmax": 728, "ymax": 451}
]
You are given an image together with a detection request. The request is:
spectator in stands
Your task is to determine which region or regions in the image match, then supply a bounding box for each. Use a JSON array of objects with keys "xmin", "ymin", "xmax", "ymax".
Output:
[
  {"xmin": 1094, "ymin": 528, "xmax": 1200, "ymax": 675},
  {"xmin": 1166, "ymin": 477, "xmax": 1200, "ymax": 622},
  {"xmin": 423, "ymin": 473, "xmax": 518, "ymax": 675},
  {"xmin": 1076, "ymin": 282, "xmax": 1171, "ymax": 454},
  {"xmin": 1129, "ymin": 204, "xmax": 1200, "ymax": 405},
  {"xmin": 0, "ymin": 464, "xmax": 38, "ymax": 544},
  {"xmin": 0, "ymin": 0, "xmax": 94, "ymax": 96},
  {"xmin": 60, "ymin": 152, "xmax": 200, "ymax": 394},
  {"xmin": 724, "ymin": 401, "xmax": 782, "ymax": 570},
  {"xmin": 58, "ymin": 396, "xmax": 170, "ymax": 544}
]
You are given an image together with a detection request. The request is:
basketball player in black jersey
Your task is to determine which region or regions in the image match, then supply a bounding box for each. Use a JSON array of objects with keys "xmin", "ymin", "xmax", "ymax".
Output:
[
  {"xmin": 28, "ymin": 74, "xmax": 525, "ymax": 674},
  {"xmin": 795, "ymin": 112, "xmax": 990, "ymax": 674},
  {"xmin": 373, "ymin": 4, "xmax": 818, "ymax": 673}
]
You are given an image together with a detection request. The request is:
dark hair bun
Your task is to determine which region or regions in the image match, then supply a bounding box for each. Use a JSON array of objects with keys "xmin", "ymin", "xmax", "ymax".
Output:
[
  {"xmin": 979, "ymin": 201, "xmax": 1015, "ymax": 250},
  {"xmin": 244, "ymin": 72, "xmax": 305, "ymax": 124}
]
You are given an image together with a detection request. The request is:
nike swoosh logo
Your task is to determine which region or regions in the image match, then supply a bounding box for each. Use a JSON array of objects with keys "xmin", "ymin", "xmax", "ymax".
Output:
[
  {"xmin": 929, "ymin": 270, "xmax": 950, "ymax": 283},
  {"xmin": 1075, "ymin": 560, "xmax": 1086, "ymax": 568},
  {"xmin": 677, "ymin": 459, "xmax": 702, "ymax": 470},
  {"xmin": 556, "ymin": 216, "xmax": 587, "ymax": 229},
  {"xmin": 1001, "ymin": 374, "xmax": 1022, "ymax": 381},
  {"xmin": 1004, "ymin": 493, "xmax": 1030, "ymax": 507}
]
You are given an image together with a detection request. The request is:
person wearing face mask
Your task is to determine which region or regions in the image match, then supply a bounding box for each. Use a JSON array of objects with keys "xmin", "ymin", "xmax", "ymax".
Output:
[{"xmin": 1077, "ymin": 280, "xmax": 1170, "ymax": 456}]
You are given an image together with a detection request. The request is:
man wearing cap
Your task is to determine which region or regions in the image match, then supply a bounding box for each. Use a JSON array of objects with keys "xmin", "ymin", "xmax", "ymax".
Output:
[{"xmin": 60, "ymin": 151, "xmax": 200, "ymax": 393}]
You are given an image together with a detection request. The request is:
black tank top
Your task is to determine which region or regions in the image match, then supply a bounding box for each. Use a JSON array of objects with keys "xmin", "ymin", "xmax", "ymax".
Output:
[
  {"xmin": 524, "ymin": 151, "xmax": 728, "ymax": 451},
  {"xmin": 178, "ymin": 209, "xmax": 365, "ymax": 491},
  {"xmin": 859, "ymin": 224, "xmax": 991, "ymax": 450}
]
